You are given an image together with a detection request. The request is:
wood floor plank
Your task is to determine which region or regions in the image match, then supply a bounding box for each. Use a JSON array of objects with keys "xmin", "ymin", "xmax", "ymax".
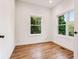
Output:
[{"xmin": 10, "ymin": 42, "xmax": 73, "ymax": 59}]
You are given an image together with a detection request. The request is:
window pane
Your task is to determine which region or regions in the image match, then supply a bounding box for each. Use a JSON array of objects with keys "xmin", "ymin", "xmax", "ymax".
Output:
[
  {"xmin": 31, "ymin": 16, "xmax": 41, "ymax": 34},
  {"xmin": 58, "ymin": 15, "xmax": 66, "ymax": 35},
  {"xmin": 68, "ymin": 10, "xmax": 74, "ymax": 36},
  {"xmin": 58, "ymin": 25, "xmax": 66, "ymax": 35},
  {"xmin": 58, "ymin": 15, "xmax": 66, "ymax": 25},
  {"xmin": 31, "ymin": 26, "xmax": 41, "ymax": 34},
  {"xmin": 68, "ymin": 23, "xmax": 74, "ymax": 36},
  {"xmin": 31, "ymin": 16, "xmax": 41, "ymax": 25}
]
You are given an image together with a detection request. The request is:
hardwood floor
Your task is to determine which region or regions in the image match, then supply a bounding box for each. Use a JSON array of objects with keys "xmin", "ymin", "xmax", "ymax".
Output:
[{"xmin": 11, "ymin": 42, "xmax": 73, "ymax": 59}]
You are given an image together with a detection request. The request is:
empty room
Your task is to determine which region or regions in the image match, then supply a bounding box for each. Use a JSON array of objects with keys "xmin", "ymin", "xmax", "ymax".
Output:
[{"xmin": 0, "ymin": 0, "xmax": 78, "ymax": 59}]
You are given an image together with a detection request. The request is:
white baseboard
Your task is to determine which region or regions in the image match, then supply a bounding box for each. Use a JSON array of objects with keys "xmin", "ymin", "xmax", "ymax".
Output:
[{"xmin": 16, "ymin": 40, "xmax": 50, "ymax": 46}]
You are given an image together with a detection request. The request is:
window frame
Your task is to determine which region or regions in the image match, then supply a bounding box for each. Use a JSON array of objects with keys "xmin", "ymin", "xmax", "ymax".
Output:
[
  {"xmin": 30, "ymin": 16, "xmax": 42, "ymax": 35},
  {"xmin": 58, "ymin": 15, "xmax": 66, "ymax": 35},
  {"xmin": 57, "ymin": 9, "xmax": 74, "ymax": 37}
]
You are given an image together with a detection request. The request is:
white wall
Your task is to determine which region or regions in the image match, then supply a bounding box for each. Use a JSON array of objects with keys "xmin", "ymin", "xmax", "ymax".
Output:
[
  {"xmin": 51, "ymin": 0, "xmax": 78, "ymax": 58},
  {"xmin": 0, "ymin": 0, "xmax": 15, "ymax": 59},
  {"xmin": 15, "ymin": 0, "xmax": 77, "ymax": 58},
  {"xmin": 51, "ymin": 0, "xmax": 75, "ymax": 51},
  {"xmin": 15, "ymin": 1, "xmax": 51, "ymax": 45}
]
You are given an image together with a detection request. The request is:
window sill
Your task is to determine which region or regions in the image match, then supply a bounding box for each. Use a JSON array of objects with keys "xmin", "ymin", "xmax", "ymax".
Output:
[
  {"xmin": 58, "ymin": 34, "xmax": 66, "ymax": 38},
  {"xmin": 29, "ymin": 34, "xmax": 42, "ymax": 36},
  {"xmin": 58, "ymin": 34, "xmax": 74, "ymax": 39}
]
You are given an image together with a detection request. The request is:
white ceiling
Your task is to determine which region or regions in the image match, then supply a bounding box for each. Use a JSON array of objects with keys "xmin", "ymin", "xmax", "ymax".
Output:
[{"xmin": 17, "ymin": 0, "xmax": 63, "ymax": 8}]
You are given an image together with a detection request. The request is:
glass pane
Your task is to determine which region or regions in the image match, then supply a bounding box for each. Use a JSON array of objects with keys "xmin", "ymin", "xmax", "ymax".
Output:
[
  {"xmin": 58, "ymin": 15, "xmax": 66, "ymax": 35},
  {"xmin": 31, "ymin": 26, "xmax": 41, "ymax": 34},
  {"xmin": 68, "ymin": 10, "xmax": 74, "ymax": 36},
  {"xmin": 58, "ymin": 25, "xmax": 66, "ymax": 35},
  {"xmin": 58, "ymin": 15, "xmax": 66, "ymax": 25},
  {"xmin": 31, "ymin": 16, "xmax": 41, "ymax": 25},
  {"xmin": 68, "ymin": 23, "xmax": 74, "ymax": 36}
]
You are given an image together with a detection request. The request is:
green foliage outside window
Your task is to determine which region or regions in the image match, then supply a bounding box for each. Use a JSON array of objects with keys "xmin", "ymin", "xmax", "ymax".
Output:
[
  {"xmin": 58, "ymin": 15, "xmax": 66, "ymax": 35},
  {"xmin": 58, "ymin": 25, "xmax": 66, "ymax": 35},
  {"xmin": 58, "ymin": 15, "xmax": 66, "ymax": 24},
  {"xmin": 31, "ymin": 16, "xmax": 41, "ymax": 25},
  {"xmin": 68, "ymin": 11, "xmax": 74, "ymax": 36},
  {"xmin": 58, "ymin": 10, "xmax": 74, "ymax": 36},
  {"xmin": 31, "ymin": 16, "xmax": 41, "ymax": 34},
  {"xmin": 68, "ymin": 20, "xmax": 74, "ymax": 36},
  {"xmin": 31, "ymin": 26, "xmax": 41, "ymax": 34}
]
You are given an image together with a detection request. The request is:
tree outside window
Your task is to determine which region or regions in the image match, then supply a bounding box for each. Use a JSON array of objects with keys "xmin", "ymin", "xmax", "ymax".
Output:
[
  {"xmin": 58, "ymin": 10, "xmax": 74, "ymax": 36},
  {"xmin": 30, "ymin": 16, "xmax": 41, "ymax": 34}
]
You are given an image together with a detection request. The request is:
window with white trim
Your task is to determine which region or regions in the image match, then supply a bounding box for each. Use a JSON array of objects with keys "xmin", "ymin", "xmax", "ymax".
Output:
[
  {"xmin": 58, "ymin": 10, "xmax": 74, "ymax": 36},
  {"xmin": 30, "ymin": 16, "xmax": 41, "ymax": 34}
]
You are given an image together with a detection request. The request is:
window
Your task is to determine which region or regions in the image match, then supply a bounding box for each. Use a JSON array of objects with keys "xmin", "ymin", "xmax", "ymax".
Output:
[
  {"xmin": 68, "ymin": 11, "xmax": 74, "ymax": 36},
  {"xmin": 58, "ymin": 10, "xmax": 74, "ymax": 36},
  {"xmin": 58, "ymin": 15, "xmax": 66, "ymax": 35},
  {"xmin": 30, "ymin": 16, "xmax": 41, "ymax": 34}
]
